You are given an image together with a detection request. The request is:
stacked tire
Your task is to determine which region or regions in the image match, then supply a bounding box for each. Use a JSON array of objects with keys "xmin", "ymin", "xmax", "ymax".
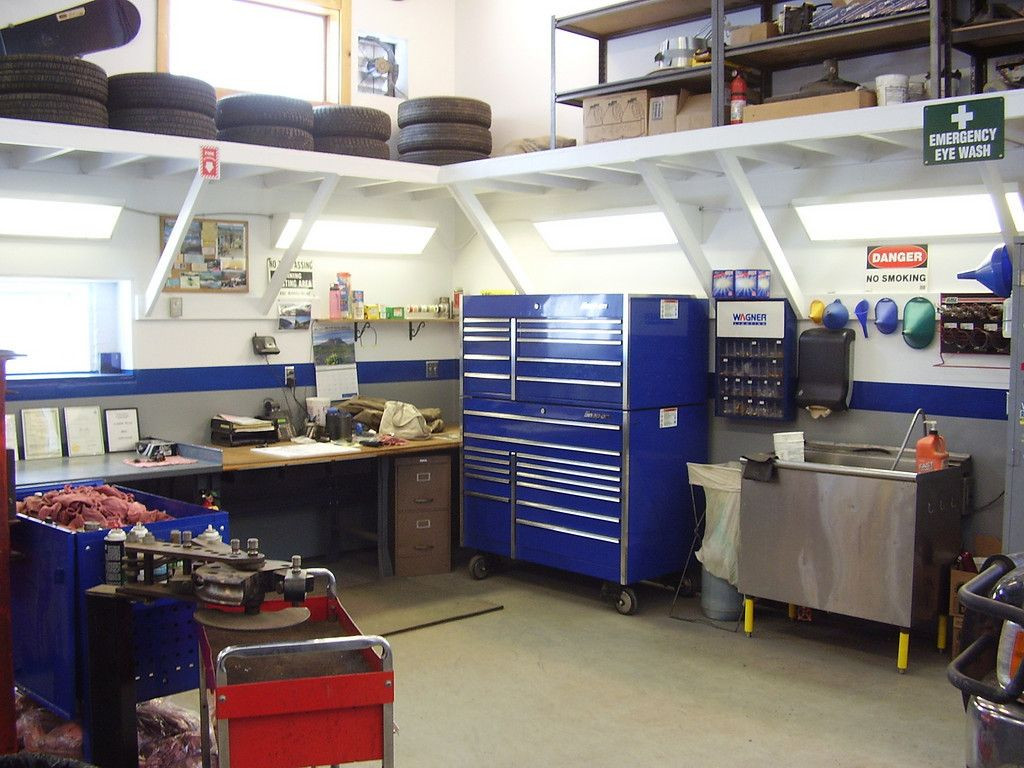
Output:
[
  {"xmin": 313, "ymin": 106, "xmax": 391, "ymax": 159},
  {"xmin": 107, "ymin": 72, "xmax": 217, "ymax": 139},
  {"xmin": 216, "ymin": 94, "xmax": 314, "ymax": 151},
  {"xmin": 396, "ymin": 97, "xmax": 491, "ymax": 165},
  {"xmin": 0, "ymin": 54, "xmax": 107, "ymax": 128}
]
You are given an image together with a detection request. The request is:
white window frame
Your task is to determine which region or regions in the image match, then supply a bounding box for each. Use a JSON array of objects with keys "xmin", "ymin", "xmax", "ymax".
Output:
[{"xmin": 157, "ymin": 0, "xmax": 351, "ymax": 105}]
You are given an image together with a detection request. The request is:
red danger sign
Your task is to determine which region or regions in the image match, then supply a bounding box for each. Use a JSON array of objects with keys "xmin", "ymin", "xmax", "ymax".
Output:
[{"xmin": 866, "ymin": 244, "xmax": 928, "ymax": 269}]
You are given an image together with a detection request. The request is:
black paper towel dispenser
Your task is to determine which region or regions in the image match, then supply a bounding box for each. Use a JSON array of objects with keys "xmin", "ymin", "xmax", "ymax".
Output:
[{"xmin": 796, "ymin": 327, "xmax": 854, "ymax": 412}]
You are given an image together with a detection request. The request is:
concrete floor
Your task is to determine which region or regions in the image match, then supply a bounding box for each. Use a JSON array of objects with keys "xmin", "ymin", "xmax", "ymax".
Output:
[
  {"xmin": 176, "ymin": 559, "xmax": 968, "ymax": 767},
  {"xmin": 367, "ymin": 564, "xmax": 963, "ymax": 768}
]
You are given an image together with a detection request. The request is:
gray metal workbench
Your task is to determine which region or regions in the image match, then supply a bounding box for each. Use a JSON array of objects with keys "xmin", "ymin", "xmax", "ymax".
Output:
[{"xmin": 14, "ymin": 442, "xmax": 222, "ymax": 488}]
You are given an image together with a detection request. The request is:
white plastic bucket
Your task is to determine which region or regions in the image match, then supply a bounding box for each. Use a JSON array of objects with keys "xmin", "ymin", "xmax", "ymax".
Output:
[{"xmin": 875, "ymin": 74, "xmax": 909, "ymax": 106}]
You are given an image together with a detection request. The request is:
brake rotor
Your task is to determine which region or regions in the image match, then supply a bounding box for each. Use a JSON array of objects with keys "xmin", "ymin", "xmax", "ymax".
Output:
[{"xmin": 194, "ymin": 606, "xmax": 311, "ymax": 631}]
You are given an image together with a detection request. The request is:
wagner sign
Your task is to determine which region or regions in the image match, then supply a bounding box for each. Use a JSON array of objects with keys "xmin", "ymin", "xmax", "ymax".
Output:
[{"xmin": 866, "ymin": 244, "xmax": 928, "ymax": 290}]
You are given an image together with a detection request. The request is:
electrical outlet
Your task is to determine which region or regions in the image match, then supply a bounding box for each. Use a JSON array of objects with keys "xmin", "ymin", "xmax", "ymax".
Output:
[
  {"xmin": 425, "ymin": 360, "xmax": 439, "ymax": 379},
  {"xmin": 169, "ymin": 296, "xmax": 182, "ymax": 318},
  {"xmin": 284, "ymin": 365, "xmax": 295, "ymax": 388}
]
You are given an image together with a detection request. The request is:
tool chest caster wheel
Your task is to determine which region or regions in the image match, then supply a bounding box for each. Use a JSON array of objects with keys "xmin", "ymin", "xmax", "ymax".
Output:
[
  {"xmin": 615, "ymin": 586, "xmax": 638, "ymax": 615},
  {"xmin": 469, "ymin": 554, "xmax": 490, "ymax": 580}
]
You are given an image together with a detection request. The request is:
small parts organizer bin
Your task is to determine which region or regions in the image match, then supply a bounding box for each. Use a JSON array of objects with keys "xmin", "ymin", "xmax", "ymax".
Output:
[{"xmin": 198, "ymin": 576, "xmax": 395, "ymax": 768}]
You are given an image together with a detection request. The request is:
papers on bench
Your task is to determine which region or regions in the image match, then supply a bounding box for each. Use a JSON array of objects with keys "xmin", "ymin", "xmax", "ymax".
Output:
[{"xmin": 250, "ymin": 442, "xmax": 361, "ymax": 459}]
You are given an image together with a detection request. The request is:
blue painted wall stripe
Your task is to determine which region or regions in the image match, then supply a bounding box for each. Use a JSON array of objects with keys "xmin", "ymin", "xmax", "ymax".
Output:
[
  {"xmin": 6, "ymin": 359, "xmax": 460, "ymax": 401},
  {"xmin": 850, "ymin": 380, "xmax": 1007, "ymax": 421},
  {"xmin": 5, "ymin": 363, "xmax": 1007, "ymax": 421}
]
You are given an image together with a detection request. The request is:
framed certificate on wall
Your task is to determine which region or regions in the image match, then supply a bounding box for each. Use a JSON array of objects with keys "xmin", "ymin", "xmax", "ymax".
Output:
[
  {"xmin": 64, "ymin": 406, "xmax": 105, "ymax": 457},
  {"xmin": 104, "ymin": 408, "xmax": 140, "ymax": 453},
  {"xmin": 21, "ymin": 407, "xmax": 62, "ymax": 460}
]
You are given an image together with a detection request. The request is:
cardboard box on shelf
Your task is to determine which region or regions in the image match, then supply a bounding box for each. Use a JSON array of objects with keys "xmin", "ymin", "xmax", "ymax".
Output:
[
  {"xmin": 729, "ymin": 21, "xmax": 779, "ymax": 46},
  {"xmin": 583, "ymin": 89, "xmax": 649, "ymax": 144},
  {"xmin": 647, "ymin": 92, "xmax": 681, "ymax": 136},
  {"xmin": 676, "ymin": 91, "xmax": 713, "ymax": 131},
  {"xmin": 743, "ymin": 89, "xmax": 876, "ymax": 123}
]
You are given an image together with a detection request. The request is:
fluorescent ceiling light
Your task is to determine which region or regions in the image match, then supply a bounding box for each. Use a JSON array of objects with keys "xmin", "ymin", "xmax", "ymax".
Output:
[
  {"xmin": 794, "ymin": 191, "xmax": 1024, "ymax": 241},
  {"xmin": 534, "ymin": 211, "xmax": 676, "ymax": 251},
  {"xmin": 0, "ymin": 198, "xmax": 121, "ymax": 239},
  {"xmin": 276, "ymin": 218, "xmax": 435, "ymax": 254}
]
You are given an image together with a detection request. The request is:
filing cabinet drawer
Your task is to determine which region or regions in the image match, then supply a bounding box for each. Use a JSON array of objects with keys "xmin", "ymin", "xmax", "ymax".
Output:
[
  {"xmin": 394, "ymin": 454, "xmax": 451, "ymax": 511},
  {"xmin": 394, "ymin": 509, "xmax": 450, "ymax": 576}
]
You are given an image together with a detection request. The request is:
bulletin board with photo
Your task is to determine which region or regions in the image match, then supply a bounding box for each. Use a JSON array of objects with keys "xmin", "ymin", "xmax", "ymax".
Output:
[{"xmin": 160, "ymin": 216, "xmax": 249, "ymax": 293}]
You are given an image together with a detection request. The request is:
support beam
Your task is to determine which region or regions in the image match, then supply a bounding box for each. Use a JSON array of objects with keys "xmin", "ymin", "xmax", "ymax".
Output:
[
  {"xmin": 505, "ymin": 172, "xmax": 592, "ymax": 191},
  {"xmin": 477, "ymin": 179, "xmax": 550, "ymax": 195},
  {"xmin": 360, "ymin": 181, "xmax": 436, "ymax": 198},
  {"xmin": 654, "ymin": 155, "xmax": 722, "ymax": 175},
  {"xmin": 450, "ymin": 183, "xmax": 533, "ymax": 294},
  {"xmin": 257, "ymin": 173, "xmax": 340, "ymax": 316},
  {"xmin": 980, "ymin": 161, "xmax": 1018, "ymax": 246},
  {"xmin": 552, "ymin": 166, "xmax": 641, "ymax": 186},
  {"xmin": 145, "ymin": 158, "xmax": 197, "ymax": 178},
  {"xmin": 79, "ymin": 152, "xmax": 147, "ymax": 174},
  {"xmin": 859, "ymin": 131, "xmax": 920, "ymax": 151},
  {"xmin": 143, "ymin": 170, "xmax": 207, "ymax": 317},
  {"xmin": 788, "ymin": 138, "xmax": 876, "ymax": 163},
  {"xmin": 717, "ymin": 150, "xmax": 806, "ymax": 317},
  {"xmin": 635, "ymin": 159, "xmax": 711, "ymax": 294},
  {"xmin": 9, "ymin": 145, "xmax": 72, "ymax": 168},
  {"xmin": 218, "ymin": 165, "xmax": 276, "ymax": 181},
  {"xmin": 261, "ymin": 170, "xmax": 321, "ymax": 188},
  {"xmin": 653, "ymin": 164, "xmax": 697, "ymax": 182},
  {"xmin": 732, "ymin": 144, "xmax": 806, "ymax": 168}
]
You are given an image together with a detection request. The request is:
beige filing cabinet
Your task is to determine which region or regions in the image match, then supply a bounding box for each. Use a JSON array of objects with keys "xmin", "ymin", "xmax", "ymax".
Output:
[{"xmin": 393, "ymin": 454, "xmax": 451, "ymax": 576}]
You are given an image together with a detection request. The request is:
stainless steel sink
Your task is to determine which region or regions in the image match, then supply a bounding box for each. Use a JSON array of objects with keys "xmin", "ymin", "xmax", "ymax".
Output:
[{"xmin": 803, "ymin": 440, "xmax": 973, "ymax": 479}]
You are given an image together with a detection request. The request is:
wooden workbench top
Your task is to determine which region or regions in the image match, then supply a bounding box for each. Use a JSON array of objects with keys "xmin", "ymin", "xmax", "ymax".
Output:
[{"xmin": 216, "ymin": 427, "xmax": 462, "ymax": 472}]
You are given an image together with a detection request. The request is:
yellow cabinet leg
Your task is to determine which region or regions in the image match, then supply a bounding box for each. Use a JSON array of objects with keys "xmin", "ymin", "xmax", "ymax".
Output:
[
  {"xmin": 938, "ymin": 614, "xmax": 948, "ymax": 652},
  {"xmin": 788, "ymin": 603, "xmax": 797, "ymax": 621},
  {"xmin": 897, "ymin": 631, "xmax": 910, "ymax": 674},
  {"xmin": 744, "ymin": 597, "xmax": 755, "ymax": 637}
]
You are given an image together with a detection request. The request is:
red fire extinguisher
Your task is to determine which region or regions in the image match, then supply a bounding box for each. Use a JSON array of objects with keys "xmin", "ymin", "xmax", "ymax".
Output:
[{"xmin": 730, "ymin": 70, "xmax": 747, "ymax": 125}]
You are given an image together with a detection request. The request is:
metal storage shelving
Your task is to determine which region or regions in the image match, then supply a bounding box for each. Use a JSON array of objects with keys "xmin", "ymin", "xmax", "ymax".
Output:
[{"xmin": 550, "ymin": 0, "xmax": 949, "ymax": 143}]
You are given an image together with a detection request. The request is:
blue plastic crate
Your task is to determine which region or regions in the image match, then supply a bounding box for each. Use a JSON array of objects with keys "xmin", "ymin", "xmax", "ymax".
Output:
[{"xmin": 11, "ymin": 482, "xmax": 228, "ymax": 719}]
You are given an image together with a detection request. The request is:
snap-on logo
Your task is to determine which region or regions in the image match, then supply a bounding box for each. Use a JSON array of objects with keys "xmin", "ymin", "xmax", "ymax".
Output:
[
  {"xmin": 732, "ymin": 313, "xmax": 768, "ymax": 326},
  {"xmin": 867, "ymin": 245, "xmax": 928, "ymax": 269},
  {"xmin": 583, "ymin": 411, "xmax": 610, "ymax": 420}
]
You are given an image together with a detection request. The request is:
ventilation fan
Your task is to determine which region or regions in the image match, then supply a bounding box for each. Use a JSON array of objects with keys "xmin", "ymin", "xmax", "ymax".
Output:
[{"xmin": 357, "ymin": 35, "xmax": 404, "ymax": 98}]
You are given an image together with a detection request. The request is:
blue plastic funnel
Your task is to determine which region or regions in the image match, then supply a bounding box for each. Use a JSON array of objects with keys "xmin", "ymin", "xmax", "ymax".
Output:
[{"xmin": 958, "ymin": 244, "xmax": 1012, "ymax": 298}]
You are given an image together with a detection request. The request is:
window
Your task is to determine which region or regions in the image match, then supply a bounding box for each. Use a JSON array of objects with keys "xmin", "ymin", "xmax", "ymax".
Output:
[
  {"xmin": 0, "ymin": 278, "xmax": 130, "ymax": 377},
  {"xmin": 158, "ymin": 0, "xmax": 350, "ymax": 103}
]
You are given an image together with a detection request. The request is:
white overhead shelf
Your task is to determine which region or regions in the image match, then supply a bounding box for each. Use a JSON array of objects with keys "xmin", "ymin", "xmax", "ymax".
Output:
[{"xmin": 0, "ymin": 90, "xmax": 1021, "ymax": 316}]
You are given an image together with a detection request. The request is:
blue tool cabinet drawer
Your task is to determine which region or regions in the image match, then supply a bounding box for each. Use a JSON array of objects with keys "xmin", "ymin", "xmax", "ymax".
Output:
[
  {"xmin": 514, "ymin": 521, "xmax": 620, "ymax": 582},
  {"xmin": 11, "ymin": 484, "xmax": 228, "ymax": 719}
]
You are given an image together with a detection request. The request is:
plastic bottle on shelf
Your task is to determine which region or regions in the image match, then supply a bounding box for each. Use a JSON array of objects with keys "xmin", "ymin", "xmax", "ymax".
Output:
[
  {"xmin": 730, "ymin": 70, "xmax": 747, "ymax": 125},
  {"xmin": 915, "ymin": 421, "xmax": 949, "ymax": 473}
]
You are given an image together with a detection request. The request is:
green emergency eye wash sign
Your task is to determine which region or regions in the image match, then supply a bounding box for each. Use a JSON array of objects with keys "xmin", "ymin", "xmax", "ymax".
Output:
[{"xmin": 924, "ymin": 97, "xmax": 1004, "ymax": 165}]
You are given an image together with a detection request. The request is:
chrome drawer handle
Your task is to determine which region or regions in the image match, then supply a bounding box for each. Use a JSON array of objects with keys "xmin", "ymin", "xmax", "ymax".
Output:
[{"xmin": 414, "ymin": 498, "xmax": 433, "ymax": 504}]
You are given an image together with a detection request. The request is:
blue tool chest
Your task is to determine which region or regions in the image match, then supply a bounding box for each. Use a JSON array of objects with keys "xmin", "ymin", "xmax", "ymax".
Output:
[
  {"xmin": 11, "ymin": 484, "xmax": 227, "ymax": 719},
  {"xmin": 462, "ymin": 294, "xmax": 708, "ymax": 587}
]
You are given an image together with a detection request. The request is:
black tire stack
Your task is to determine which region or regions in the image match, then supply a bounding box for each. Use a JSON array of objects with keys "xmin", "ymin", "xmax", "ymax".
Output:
[
  {"xmin": 216, "ymin": 94, "xmax": 315, "ymax": 151},
  {"xmin": 0, "ymin": 54, "xmax": 108, "ymax": 128},
  {"xmin": 396, "ymin": 97, "xmax": 492, "ymax": 165},
  {"xmin": 107, "ymin": 72, "xmax": 217, "ymax": 139},
  {"xmin": 313, "ymin": 105, "xmax": 391, "ymax": 159}
]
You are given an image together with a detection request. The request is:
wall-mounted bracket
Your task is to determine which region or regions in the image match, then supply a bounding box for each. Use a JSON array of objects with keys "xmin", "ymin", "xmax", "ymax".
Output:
[
  {"xmin": 257, "ymin": 173, "xmax": 340, "ymax": 316},
  {"xmin": 449, "ymin": 182, "xmax": 533, "ymax": 294},
  {"xmin": 354, "ymin": 321, "xmax": 373, "ymax": 343},
  {"xmin": 636, "ymin": 159, "xmax": 712, "ymax": 297},
  {"xmin": 409, "ymin": 320, "xmax": 426, "ymax": 340},
  {"xmin": 143, "ymin": 169, "xmax": 207, "ymax": 317},
  {"xmin": 717, "ymin": 150, "xmax": 807, "ymax": 318}
]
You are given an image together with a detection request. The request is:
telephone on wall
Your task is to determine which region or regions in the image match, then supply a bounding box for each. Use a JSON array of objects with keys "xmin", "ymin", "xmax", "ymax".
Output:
[{"xmin": 252, "ymin": 335, "xmax": 280, "ymax": 355}]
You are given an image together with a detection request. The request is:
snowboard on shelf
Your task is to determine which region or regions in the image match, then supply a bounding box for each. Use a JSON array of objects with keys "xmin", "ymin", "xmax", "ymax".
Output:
[{"xmin": 0, "ymin": 0, "xmax": 141, "ymax": 57}]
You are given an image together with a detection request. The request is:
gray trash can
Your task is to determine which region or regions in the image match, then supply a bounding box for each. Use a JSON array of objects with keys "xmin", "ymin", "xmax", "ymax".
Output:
[
  {"xmin": 687, "ymin": 462, "xmax": 743, "ymax": 621},
  {"xmin": 701, "ymin": 563, "xmax": 742, "ymax": 621}
]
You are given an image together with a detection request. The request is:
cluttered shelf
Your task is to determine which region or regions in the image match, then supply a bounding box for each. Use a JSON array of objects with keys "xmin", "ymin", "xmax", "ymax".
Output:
[
  {"xmin": 556, "ymin": 64, "xmax": 715, "ymax": 106},
  {"xmin": 555, "ymin": 0, "xmax": 758, "ymax": 39},
  {"xmin": 726, "ymin": 10, "xmax": 932, "ymax": 70},
  {"xmin": 950, "ymin": 17, "xmax": 1024, "ymax": 56},
  {"xmin": 217, "ymin": 426, "xmax": 462, "ymax": 472}
]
